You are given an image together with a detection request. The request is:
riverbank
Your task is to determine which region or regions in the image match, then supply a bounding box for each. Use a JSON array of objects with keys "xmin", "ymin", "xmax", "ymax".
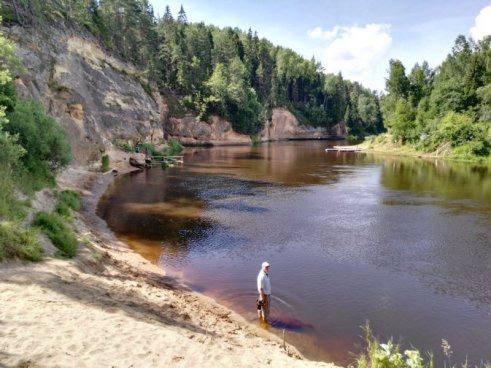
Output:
[
  {"xmin": 360, "ymin": 134, "xmax": 491, "ymax": 163},
  {"xmin": 0, "ymin": 154, "xmax": 337, "ymax": 368}
]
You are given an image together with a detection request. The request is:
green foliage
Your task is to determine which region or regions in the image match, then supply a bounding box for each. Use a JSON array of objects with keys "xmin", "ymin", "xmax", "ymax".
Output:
[
  {"xmin": 101, "ymin": 154, "xmax": 110, "ymax": 172},
  {"xmin": 380, "ymin": 35, "xmax": 491, "ymax": 160},
  {"xmin": 476, "ymin": 83, "xmax": 491, "ymax": 121},
  {"xmin": 0, "ymin": 221, "xmax": 43, "ymax": 262},
  {"xmin": 138, "ymin": 139, "xmax": 183, "ymax": 158},
  {"xmin": 386, "ymin": 59, "xmax": 410, "ymax": 99},
  {"xmin": 55, "ymin": 190, "xmax": 81, "ymax": 217},
  {"xmin": 32, "ymin": 211, "xmax": 77, "ymax": 258},
  {"xmin": 384, "ymin": 98, "xmax": 417, "ymax": 142},
  {"xmin": 355, "ymin": 322, "xmax": 433, "ymax": 368},
  {"xmin": 114, "ymin": 141, "xmax": 135, "ymax": 152},
  {"xmin": 5, "ymin": 100, "xmax": 71, "ymax": 188},
  {"xmin": 3, "ymin": 2, "xmax": 382, "ymax": 137},
  {"xmin": 0, "ymin": 19, "xmax": 28, "ymax": 220},
  {"xmin": 167, "ymin": 138, "xmax": 183, "ymax": 155}
]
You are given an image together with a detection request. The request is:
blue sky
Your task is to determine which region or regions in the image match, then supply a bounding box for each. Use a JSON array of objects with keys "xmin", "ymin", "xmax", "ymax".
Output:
[{"xmin": 149, "ymin": 0, "xmax": 491, "ymax": 92}]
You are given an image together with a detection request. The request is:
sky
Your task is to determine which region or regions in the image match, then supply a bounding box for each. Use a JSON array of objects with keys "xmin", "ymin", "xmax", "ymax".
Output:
[{"xmin": 149, "ymin": 0, "xmax": 491, "ymax": 92}]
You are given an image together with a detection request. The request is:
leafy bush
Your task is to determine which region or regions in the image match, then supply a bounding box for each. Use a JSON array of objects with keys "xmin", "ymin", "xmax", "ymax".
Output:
[
  {"xmin": 0, "ymin": 129, "xmax": 26, "ymax": 219},
  {"xmin": 5, "ymin": 100, "xmax": 71, "ymax": 188},
  {"xmin": 101, "ymin": 154, "xmax": 110, "ymax": 172},
  {"xmin": 0, "ymin": 221, "xmax": 43, "ymax": 261},
  {"xmin": 32, "ymin": 211, "xmax": 77, "ymax": 258},
  {"xmin": 421, "ymin": 112, "xmax": 491, "ymax": 157}
]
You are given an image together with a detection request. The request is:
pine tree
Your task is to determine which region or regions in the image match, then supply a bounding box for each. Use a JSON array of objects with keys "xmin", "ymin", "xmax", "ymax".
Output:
[{"xmin": 177, "ymin": 5, "xmax": 187, "ymax": 24}]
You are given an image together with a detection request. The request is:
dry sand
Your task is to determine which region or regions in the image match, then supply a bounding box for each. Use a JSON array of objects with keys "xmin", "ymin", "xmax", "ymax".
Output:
[{"xmin": 0, "ymin": 155, "xmax": 338, "ymax": 368}]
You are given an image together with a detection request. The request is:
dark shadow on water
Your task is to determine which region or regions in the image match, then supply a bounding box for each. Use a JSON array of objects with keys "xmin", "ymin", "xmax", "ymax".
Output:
[
  {"xmin": 212, "ymin": 201, "xmax": 269, "ymax": 213},
  {"xmin": 268, "ymin": 316, "xmax": 315, "ymax": 332}
]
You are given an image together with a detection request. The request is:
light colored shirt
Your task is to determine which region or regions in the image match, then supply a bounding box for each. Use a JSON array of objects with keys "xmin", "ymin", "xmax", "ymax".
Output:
[{"xmin": 257, "ymin": 270, "xmax": 271, "ymax": 295}]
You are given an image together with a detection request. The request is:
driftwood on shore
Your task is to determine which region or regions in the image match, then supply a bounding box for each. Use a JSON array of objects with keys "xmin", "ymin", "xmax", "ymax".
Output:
[{"xmin": 129, "ymin": 157, "xmax": 147, "ymax": 169}]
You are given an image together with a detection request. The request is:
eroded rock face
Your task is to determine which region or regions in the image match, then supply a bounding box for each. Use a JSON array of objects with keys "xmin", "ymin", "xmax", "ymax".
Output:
[
  {"xmin": 6, "ymin": 26, "xmax": 161, "ymax": 164},
  {"xmin": 260, "ymin": 107, "xmax": 346, "ymax": 141},
  {"xmin": 5, "ymin": 25, "xmax": 346, "ymax": 159},
  {"xmin": 164, "ymin": 107, "xmax": 346, "ymax": 146},
  {"xmin": 166, "ymin": 114, "xmax": 251, "ymax": 146}
]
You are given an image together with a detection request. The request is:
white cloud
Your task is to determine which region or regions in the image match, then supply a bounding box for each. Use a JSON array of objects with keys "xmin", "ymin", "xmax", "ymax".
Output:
[
  {"xmin": 470, "ymin": 5, "xmax": 491, "ymax": 40},
  {"xmin": 307, "ymin": 26, "xmax": 340, "ymax": 40},
  {"xmin": 311, "ymin": 23, "xmax": 392, "ymax": 90}
]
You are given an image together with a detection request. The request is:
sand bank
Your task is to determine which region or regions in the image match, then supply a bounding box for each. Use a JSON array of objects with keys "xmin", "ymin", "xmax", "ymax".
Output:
[{"xmin": 0, "ymin": 156, "xmax": 338, "ymax": 368}]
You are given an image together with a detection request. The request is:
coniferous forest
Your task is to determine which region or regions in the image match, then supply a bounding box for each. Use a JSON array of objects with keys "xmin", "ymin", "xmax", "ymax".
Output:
[
  {"xmin": 1, "ymin": 0, "xmax": 491, "ymax": 159},
  {"xmin": 1, "ymin": 1, "xmax": 383, "ymax": 138}
]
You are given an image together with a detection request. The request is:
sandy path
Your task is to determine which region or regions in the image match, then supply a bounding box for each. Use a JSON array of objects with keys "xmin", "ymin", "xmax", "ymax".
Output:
[{"xmin": 0, "ymin": 163, "xmax": 338, "ymax": 368}]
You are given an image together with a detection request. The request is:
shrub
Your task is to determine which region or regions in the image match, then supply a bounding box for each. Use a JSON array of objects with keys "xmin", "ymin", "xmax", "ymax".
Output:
[
  {"xmin": 5, "ymin": 100, "xmax": 71, "ymax": 189},
  {"xmin": 101, "ymin": 154, "xmax": 110, "ymax": 172},
  {"xmin": 167, "ymin": 138, "xmax": 183, "ymax": 155},
  {"xmin": 0, "ymin": 221, "xmax": 43, "ymax": 261},
  {"xmin": 32, "ymin": 211, "xmax": 77, "ymax": 258},
  {"xmin": 355, "ymin": 322, "xmax": 433, "ymax": 368}
]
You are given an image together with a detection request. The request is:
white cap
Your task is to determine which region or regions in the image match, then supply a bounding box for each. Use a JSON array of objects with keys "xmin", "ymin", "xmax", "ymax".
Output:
[{"xmin": 262, "ymin": 261, "xmax": 270, "ymax": 268}]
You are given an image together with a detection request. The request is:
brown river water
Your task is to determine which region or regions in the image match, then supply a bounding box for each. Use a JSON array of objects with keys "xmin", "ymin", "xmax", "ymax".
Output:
[{"xmin": 97, "ymin": 141, "xmax": 491, "ymax": 366}]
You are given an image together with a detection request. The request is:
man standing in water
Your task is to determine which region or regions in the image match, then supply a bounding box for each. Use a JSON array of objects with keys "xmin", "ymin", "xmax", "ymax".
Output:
[{"xmin": 257, "ymin": 261, "xmax": 271, "ymax": 323}]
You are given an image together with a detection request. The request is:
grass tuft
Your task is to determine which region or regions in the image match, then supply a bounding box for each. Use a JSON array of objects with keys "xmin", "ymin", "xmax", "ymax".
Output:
[
  {"xmin": 0, "ymin": 221, "xmax": 43, "ymax": 262},
  {"xmin": 55, "ymin": 190, "xmax": 81, "ymax": 216},
  {"xmin": 32, "ymin": 211, "xmax": 77, "ymax": 258}
]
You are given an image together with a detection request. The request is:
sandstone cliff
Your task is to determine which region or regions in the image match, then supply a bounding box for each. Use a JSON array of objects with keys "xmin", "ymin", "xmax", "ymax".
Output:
[
  {"xmin": 5, "ymin": 25, "xmax": 345, "ymax": 164},
  {"xmin": 5, "ymin": 25, "xmax": 163, "ymax": 165},
  {"xmin": 261, "ymin": 107, "xmax": 346, "ymax": 141}
]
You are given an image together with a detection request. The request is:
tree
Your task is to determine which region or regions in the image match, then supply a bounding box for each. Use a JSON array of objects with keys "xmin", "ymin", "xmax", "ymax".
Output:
[
  {"xmin": 177, "ymin": 5, "xmax": 187, "ymax": 24},
  {"xmin": 386, "ymin": 59, "xmax": 410, "ymax": 99},
  {"xmin": 408, "ymin": 62, "xmax": 432, "ymax": 107},
  {"xmin": 386, "ymin": 98, "xmax": 416, "ymax": 142}
]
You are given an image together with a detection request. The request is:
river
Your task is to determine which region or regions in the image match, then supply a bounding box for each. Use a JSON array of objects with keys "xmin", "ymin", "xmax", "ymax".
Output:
[{"xmin": 97, "ymin": 141, "xmax": 491, "ymax": 366}]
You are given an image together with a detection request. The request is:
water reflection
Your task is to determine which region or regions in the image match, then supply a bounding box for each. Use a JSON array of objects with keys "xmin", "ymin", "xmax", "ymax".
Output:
[
  {"xmin": 377, "ymin": 155, "xmax": 491, "ymax": 203},
  {"xmin": 97, "ymin": 141, "xmax": 491, "ymax": 367}
]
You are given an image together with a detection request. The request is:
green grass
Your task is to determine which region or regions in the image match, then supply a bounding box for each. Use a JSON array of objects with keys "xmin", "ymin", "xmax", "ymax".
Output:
[
  {"xmin": 32, "ymin": 211, "xmax": 77, "ymax": 258},
  {"xmin": 0, "ymin": 221, "xmax": 43, "ymax": 262},
  {"xmin": 55, "ymin": 190, "xmax": 81, "ymax": 218},
  {"xmin": 113, "ymin": 138, "xmax": 136, "ymax": 153},
  {"xmin": 167, "ymin": 138, "xmax": 184, "ymax": 155}
]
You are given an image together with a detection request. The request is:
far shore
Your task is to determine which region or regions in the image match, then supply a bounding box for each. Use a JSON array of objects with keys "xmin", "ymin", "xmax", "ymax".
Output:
[
  {"xmin": 356, "ymin": 135, "xmax": 491, "ymax": 165},
  {"xmin": 0, "ymin": 150, "xmax": 338, "ymax": 368}
]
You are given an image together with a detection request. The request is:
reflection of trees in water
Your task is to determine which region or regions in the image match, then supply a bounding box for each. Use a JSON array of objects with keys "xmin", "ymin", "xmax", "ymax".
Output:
[
  {"xmin": 377, "ymin": 156, "xmax": 491, "ymax": 203},
  {"xmin": 185, "ymin": 141, "xmax": 353, "ymax": 186},
  {"xmin": 368, "ymin": 155, "xmax": 491, "ymax": 306}
]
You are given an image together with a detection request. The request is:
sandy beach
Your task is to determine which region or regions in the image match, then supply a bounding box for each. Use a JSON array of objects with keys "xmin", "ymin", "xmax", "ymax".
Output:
[{"xmin": 0, "ymin": 154, "xmax": 338, "ymax": 368}]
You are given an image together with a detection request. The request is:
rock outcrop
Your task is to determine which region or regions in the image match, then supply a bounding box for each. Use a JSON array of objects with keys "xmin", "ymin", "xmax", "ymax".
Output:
[
  {"xmin": 261, "ymin": 107, "xmax": 325, "ymax": 141},
  {"xmin": 166, "ymin": 114, "xmax": 251, "ymax": 146},
  {"xmin": 5, "ymin": 25, "xmax": 346, "ymax": 162},
  {"xmin": 6, "ymin": 25, "xmax": 161, "ymax": 165}
]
